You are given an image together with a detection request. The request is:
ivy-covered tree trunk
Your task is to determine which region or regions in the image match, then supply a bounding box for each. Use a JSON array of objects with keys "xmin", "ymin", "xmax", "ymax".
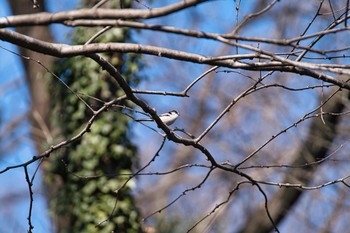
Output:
[{"xmin": 45, "ymin": 0, "xmax": 143, "ymax": 232}]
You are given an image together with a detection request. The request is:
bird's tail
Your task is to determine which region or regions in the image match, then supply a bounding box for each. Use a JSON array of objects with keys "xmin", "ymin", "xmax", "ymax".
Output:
[{"xmin": 136, "ymin": 118, "xmax": 153, "ymax": 122}]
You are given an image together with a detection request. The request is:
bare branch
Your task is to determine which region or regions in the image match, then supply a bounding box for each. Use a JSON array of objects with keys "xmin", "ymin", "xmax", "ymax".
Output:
[
  {"xmin": 0, "ymin": 0, "xmax": 208, "ymax": 27},
  {"xmin": 1, "ymin": 28, "xmax": 350, "ymax": 90}
]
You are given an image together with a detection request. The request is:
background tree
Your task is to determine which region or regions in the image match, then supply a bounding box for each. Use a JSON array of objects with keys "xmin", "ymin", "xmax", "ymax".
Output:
[
  {"xmin": 45, "ymin": 0, "xmax": 143, "ymax": 232},
  {"xmin": 3, "ymin": 0, "xmax": 143, "ymax": 232},
  {"xmin": 1, "ymin": 1, "xmax": 350, "ymax": 233}
]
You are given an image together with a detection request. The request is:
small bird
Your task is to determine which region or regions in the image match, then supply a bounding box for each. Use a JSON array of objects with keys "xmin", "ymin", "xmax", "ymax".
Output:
[{"xmin": 136, "ymin": 110, "xmax": 179, "ymax": 126}]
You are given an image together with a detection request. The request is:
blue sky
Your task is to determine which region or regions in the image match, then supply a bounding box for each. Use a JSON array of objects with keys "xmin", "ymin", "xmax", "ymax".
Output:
[{"xmin": 1, "ymin": 1, "xmax": 346, "ymax": 232}]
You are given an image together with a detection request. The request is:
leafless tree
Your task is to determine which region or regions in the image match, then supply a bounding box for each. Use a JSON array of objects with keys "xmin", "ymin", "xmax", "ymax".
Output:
[{"xmin": 1, "ymin": 0, "xmax": 350, "ymax": 232}]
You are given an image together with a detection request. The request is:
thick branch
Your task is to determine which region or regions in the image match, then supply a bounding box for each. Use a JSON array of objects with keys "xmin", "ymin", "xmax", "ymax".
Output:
[
  {"xmin": 1, "ymin": 28, "xmax": 350, "ymax": 90},
  {"xmin": 0, "ymin": 0, "xmax": 207, "ymax": 27}
]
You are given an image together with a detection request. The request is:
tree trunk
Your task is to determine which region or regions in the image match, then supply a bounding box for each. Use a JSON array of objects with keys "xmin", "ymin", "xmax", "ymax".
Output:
[
  {"xmin": 8, "ymin": 0, "xmax": 54, "ymax": 151},
  {"xmin": 8, "ymin": 0, "xmax": 58, "ymax": 230}
]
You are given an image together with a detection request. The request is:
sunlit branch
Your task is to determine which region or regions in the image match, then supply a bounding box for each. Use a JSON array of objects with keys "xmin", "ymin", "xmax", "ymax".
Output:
[
  {"xmin": 257, "ymin": 174, "xmax": 350, "ymax": 190},
  {"xmin": 2, "ymin": 28, "xmax": 350, "ymax": 90},
  {"xmin": 0, "ymin": 0, "xmax": 208, "ymax": 27}
]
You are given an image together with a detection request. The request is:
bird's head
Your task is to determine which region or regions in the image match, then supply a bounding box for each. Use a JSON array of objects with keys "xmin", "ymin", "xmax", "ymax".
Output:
[{"xmin": 170, "ymin": 110, "xmax": 179, "ymax": 116}]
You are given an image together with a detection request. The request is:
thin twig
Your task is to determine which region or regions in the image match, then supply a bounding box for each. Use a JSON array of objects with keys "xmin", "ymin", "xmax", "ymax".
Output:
[
  {"xmin": 24, "ymin": 166, "xmax": 34, "ymax": 233},
  {"xmin": 143, "ymin": 166, "xmax": 216, "ymax": 221}
]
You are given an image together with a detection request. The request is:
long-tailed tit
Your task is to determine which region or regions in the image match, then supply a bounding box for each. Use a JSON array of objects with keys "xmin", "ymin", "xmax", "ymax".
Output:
[{"xmin": 136, "ymin": 110, "xmax": 179, "ymax": 126}]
